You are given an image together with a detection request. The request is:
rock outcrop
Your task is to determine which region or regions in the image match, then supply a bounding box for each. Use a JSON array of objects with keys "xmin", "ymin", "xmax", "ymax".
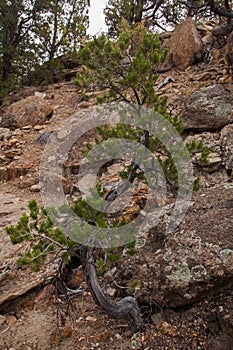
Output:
[
  {"xmin": 116, "ymin": 185, "xmax": 233, "ymax": 308},
  {"xmin": 182, "ymin": 84, "xmax": 233, "ymax": 130}
]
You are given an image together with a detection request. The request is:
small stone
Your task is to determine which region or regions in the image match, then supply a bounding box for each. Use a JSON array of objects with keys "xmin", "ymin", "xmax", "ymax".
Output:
[
  {"xmin": 106, "ymin": 287, "xmax": 116, "ymax": 297},
  {"xmin": 0, "ymin": 315, "xmax": 6, "ymax": 326},
  {"xmin": 104, "ymin": 267, "xmax": 117, "ymax": 278},
  {"xmin": 0, "ymin": 127, "xmax": 11, "ymax": 140},
  {"xmin": 30, "ymin": 184, "xmax": 41, "ymax": 192},
  {"xmin": 34, "ymin": 91, "xmax": 46, "ymax": 99},
  {"xmin": 60, "ymin": 326, "xmax": 73, "ymax": 338},
  {"xmin": 6, "ymin": 315, "xmax": 17, "ymax": 326},
  {"xmin": 34, "ymin": 124, "xmax": 45, "ymax": 131},
  {"xmin": 115, "ymin": 333, "xmax": 122, "ymax": 340},
  {"xmin": 8, "ymin": 137, "xmax": 19, "ymax": 146},
  {"xmin": 22, "ymin": 125, "xmax": 32, "ymax": 130},
  {"xmin": 86, "ymin": 316, "xmax": 97, "ymax": 322}
]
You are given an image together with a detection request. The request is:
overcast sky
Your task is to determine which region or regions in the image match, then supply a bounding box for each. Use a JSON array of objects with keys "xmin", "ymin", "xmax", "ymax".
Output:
[{"xmin": 88, "ymin": 0, "xmax": 108, "ymax": 36}]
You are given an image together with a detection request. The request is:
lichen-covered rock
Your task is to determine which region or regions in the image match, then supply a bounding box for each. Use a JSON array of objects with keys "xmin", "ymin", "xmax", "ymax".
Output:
[
  {"xmin": 115, "ymin": 185, "xmax": 233, "ymax": 308},
  {"xmin": 182, "ymin": 85, "xmax": 233, "ymax": 130}
]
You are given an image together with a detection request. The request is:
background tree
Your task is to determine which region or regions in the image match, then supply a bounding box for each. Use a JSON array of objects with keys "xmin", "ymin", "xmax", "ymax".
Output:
[
  {"xmin": 76, "ymin": 22, "xmax": 168, "ymax": 108},
  {"xmin": 34, "ymin": 0, "xmax": 89, "ymax": 63},
  {"xmin": 104, "ymin": 0, "xmax": 233, "ymax": 36},
  {"xmin": 0, "ymin": 0, "xmax": 46, "ymax": 95},
  {"xmin": 0, "ymin": 0, "xmax": 89, "ymax": 98}
]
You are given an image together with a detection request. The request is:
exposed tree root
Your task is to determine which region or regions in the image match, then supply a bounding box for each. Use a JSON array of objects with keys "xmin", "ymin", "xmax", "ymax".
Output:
[{"xmin": 79, "ymin": 246, "xmax": 143, "ymax": 333}]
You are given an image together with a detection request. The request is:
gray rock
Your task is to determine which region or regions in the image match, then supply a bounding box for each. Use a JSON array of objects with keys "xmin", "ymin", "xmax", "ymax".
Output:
[
  {"xmin": 182, "ymin": 85, "xmax": 233, "ymax": 130},
  {"xmin": 116, "ymin": 185, "xmax": 233, "ymax": 308},
  {"xmin": 0, "ymin": 115, "xmax": 17, "ymax": 130},
  {"xmin": 221, "ymin": 124, "xmax": 233, "ymax": 170},
  {"xmin": 30, "ymin": 184, "xmax": 42, "ymax": 192},
  {"xmin": 0, "ymin": 127, "xmax": 11, "ymax": 140}
]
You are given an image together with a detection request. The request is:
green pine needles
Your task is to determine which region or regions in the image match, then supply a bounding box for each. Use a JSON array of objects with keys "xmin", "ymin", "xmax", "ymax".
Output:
[{"xmin": 76, "ymin": 23, "xmax": 209, "ymax": 191}]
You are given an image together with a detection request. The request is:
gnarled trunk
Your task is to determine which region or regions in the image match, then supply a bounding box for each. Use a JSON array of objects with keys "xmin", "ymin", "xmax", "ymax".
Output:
[{"xmin": 79, "ymin": 246, "xmax": 143, "ymax": 333}]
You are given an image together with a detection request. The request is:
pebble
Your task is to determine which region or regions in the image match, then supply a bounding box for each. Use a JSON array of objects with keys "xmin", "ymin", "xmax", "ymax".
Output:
[
  {"xmin": 0, "ymin": 315, "xmax": 6, "ymax": 326},
  {"xmin": 34, "ymin": 91, "xmax": 46, "ymax": 99},
  {"xmin": 8, "ymin": 138, "xmax": 18, "ymax": 146},
  {"xmin": 22, "ymin": 125, "xmax": 32, "ymax": 130},
  {"xmin": 6, "ymin": 315, "xmax": 17, "ymax": 326},
  {"xmin": 30, "ymin": 184, "xmax": 41, "ymax": 192},
  {"xmin": 86, "ymin": 316, "xmax": 97, "ymax": 322},
  {"xmin": 0, "ymin": 127, "xmax": 11, "ymax": 140},
  {"xmin": 115, "ymin": 333, "xmax": 123, "ymax": 340},
  {"xmin": 34, "ymin": 124, "xmax": 45, "ymax": 131},
  {"xmin": 106, "ymin": 286, "xmax": 116, "ymax": 297}
]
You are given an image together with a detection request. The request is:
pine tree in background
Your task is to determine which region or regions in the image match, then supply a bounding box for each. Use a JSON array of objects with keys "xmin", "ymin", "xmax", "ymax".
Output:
[
  {"xmin": 34, "ymin": 0, "xmax": 89, "ymax": 63},
  {"xmin": 0, "ymin": 0, "xmax": 90, "ymax": 98},
  {"xmin": 104, "ymin": 0, "xmax": 233, "ymax": 37},
  {"xmin": 76, "ymin": 21, "xmax": 168, "ymax": 109}
]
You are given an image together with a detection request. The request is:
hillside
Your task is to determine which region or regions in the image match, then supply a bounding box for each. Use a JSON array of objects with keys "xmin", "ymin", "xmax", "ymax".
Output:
[{"xmin": 0, "ymin": 20, "xmax": 233, "ymax": 350}]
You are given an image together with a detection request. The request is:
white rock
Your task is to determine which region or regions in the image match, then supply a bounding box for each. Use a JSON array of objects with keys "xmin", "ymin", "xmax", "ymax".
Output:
[
  {"xmin": 34, "ymin": 91, "xmax": 46, "ymax": 99},
  {"xmin": 106, "ymin": 287, "xmax": 116, "ymax": 297},
  {"xmin": 30, "ymin": 184, "xmax": 41, "ymax": 192}
]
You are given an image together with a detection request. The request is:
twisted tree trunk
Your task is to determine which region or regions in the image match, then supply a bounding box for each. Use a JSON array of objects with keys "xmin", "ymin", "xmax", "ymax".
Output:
[{"xmin": 79, "ymin": 246, "xmax": 143, "ymax": 333}]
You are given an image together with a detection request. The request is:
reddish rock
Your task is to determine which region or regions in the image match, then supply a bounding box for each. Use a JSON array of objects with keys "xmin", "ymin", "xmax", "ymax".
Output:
[
  {"xmin": 164, "ymin": 17, "xmax": 202, "ymax": 70},
  {"xmin": 1, "ymin": 96, "xmax": 53, "ymax": 129}
]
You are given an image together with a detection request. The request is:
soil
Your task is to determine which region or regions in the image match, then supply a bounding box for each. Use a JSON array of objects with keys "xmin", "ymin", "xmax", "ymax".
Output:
[{"xmin": 0, "ymin": 262, "xmax": 232, "ymax": 350}]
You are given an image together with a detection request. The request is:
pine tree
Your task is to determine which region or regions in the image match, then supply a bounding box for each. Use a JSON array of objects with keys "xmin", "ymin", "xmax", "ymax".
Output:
[{"xmin": 0, "ymin": 0, "xmax": 89, "ymax": 98}]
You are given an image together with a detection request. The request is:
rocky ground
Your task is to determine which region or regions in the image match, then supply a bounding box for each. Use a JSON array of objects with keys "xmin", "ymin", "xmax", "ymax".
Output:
[{"xmin": 0, "ymin": 21, "xmax": 233, "ymax": 350}]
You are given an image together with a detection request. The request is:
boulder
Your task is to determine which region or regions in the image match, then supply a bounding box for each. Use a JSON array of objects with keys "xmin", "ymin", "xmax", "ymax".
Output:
[
  {"xmin": 1, "ymin": 96, "xmax": 53, "ymax": 130},
  {"xmin": 115, "ymin": 185, "xmax": 233, "ymax": 308},
  {"xmin": 182, "ymin": 84, "xmax": 233, "ymax": 130},
  {"xmin": 164, "ymin": 17, "xmax": 202, "ymax": 70}
]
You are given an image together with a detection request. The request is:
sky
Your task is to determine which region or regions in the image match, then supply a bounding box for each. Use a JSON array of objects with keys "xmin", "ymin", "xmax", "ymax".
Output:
[{"xmin": 88, "ymin": 0, "xmax": 108, "ymax": 36}]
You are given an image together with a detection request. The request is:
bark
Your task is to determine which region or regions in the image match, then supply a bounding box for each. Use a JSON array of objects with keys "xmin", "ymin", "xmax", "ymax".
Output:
[
  {"xmin": 79, "ymin": 246, "xmax": 143, "ymax": 333},
  {"xmin": 1, "ymin": 53, "xmax": 13, "ymax": 82}
]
